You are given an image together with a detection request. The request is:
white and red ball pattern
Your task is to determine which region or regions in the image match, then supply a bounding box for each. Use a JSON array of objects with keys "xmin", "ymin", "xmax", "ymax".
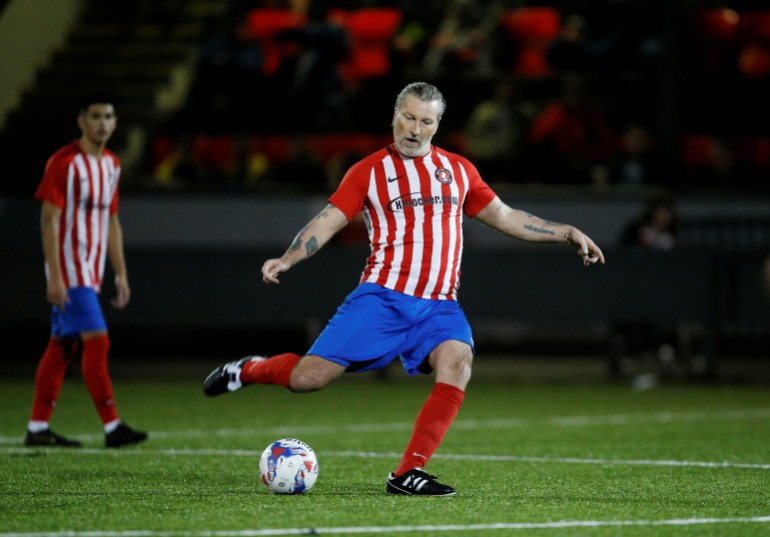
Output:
[{"xmin": 259, "ymin": 438, "xmax": 319, "ymax": 494}]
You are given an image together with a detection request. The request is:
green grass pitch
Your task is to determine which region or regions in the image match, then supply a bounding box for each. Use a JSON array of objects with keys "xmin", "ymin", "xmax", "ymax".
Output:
[{"xmin": 1, "ymin": 366, "xmax": 769, "ymax": 536}]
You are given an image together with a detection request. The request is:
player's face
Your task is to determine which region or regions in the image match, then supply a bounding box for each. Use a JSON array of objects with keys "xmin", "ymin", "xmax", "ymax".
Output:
[
  {"xmin": 78, "ymin": 104, "xmax": 117, "ymax": 147},
  {"xmin": 392, "ymin": 94, "xmax": 441, "ymax": 158}
]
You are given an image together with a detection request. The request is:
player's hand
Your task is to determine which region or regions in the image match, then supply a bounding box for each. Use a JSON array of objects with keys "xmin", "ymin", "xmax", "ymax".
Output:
[
  {"xmin": 262, "ymin": 258, "xmax": 291, "ymax": 285},
  {"xmin": 111, "ymin": 274, "xmax": 131, "ymax": 309},
  {"xmin": 568, "ymin": 228, "xmax": 605, "ymax": 266},
  {"xmin": 46, "ymin": 278, "xmax": 69, "ymax": 309}
]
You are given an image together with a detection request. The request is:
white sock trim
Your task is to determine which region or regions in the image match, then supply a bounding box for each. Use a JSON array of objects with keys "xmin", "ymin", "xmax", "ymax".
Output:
[
  {"xmin": 104, "ymin": 419, "xmax": 121, "ymax": 434},
  {"xmin": 27, "ymin": 420, "xmax": 49, "ymax": 433}
]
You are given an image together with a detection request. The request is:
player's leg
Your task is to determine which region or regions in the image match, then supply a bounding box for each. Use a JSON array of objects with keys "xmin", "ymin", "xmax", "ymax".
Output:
[
  {"xmin": 395, "ymin": 339, "xmax": 471, "ymax": 473},
  {"xmin": 80, "ymin": 330, "xmax": 117, "ymax": 425},
  {"xmin": 203, "ymin": 283, "xmax": 402, "ymax": 396},
  {"xmin": 431, "ymin": 339, "xmax": 474, "ymax": 389},
  {"xmin": 287, "ymin": 355, "xmax": 347, "ymax": 392},
  {"xmin": 203, "ymin": 352, "xmax": 346, "ymax": 395},
  {"xmin": 386, "ymin": 299, "xmax": 474, "ymax": 496},
  {"xmin": 24, "ymin": 336, "xmax": 82, "ymax": 447},
  {"xmin": 386, "ymin": 340, "xmax": 471, "ymax": 496},
  {"xmin": 67, "ymin": 287, "xmax": 147, "ymax": 448},
  {"xmin": 80, "ymin": 328, "xmax": 147, "ymax": 448}
]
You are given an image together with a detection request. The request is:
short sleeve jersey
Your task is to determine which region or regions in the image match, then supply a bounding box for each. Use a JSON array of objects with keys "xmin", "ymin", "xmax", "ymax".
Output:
[
  {"xmin": 329, "ymin": 144, "xmax": 496, "ymax": 301},
  {"xmin": 34, "ymin": 140, "xmax": 122, "ymax": 292}
]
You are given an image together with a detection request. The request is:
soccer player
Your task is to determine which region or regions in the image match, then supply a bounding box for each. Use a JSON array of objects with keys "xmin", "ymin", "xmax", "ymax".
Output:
[
  {"xmin": 24, "ymin": 91, "xmax": 148, "ymax": 449},
  {"xmin": 203, "ymin": 82, "xmax": 604, "ymax": 495}
]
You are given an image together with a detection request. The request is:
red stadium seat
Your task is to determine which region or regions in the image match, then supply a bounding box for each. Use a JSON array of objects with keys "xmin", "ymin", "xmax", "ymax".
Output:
[
  {"xmin": 690, "ymin": 7, "xmax": 740, "ymax": 44},
  {"xmin": 680, "ymin": 134, "xmax": 717, "ymax": 171},
  {"xmin": 733, "ymin": 9, "xmax": 770, "ymax": 78},
  {"xmin": 500, "ymin": 8, "xmax": 561, "ymax": 41},
  {"xmin": 192, "ymin": 134, "xmax": 235, "ymax": 170},
  {"xmin": 152, "ymin": 135, "xmax": 176, "ymax": 168},
  {"xmin": 739, "ymin": 9, "xmax": 770, "ymax": 43},
  {"xmin": 245, "ymin": 8, "xmax": 307, "ymax": 75},
  {"xmin": 499, "ymin": 8, "xmax": 561, "ymax": 78},
  {"xmin": 688, "ymin": 7, "xmax": 741, "ymax": 73},
  {"xmin": 733, "ymin": 136, "xmax": 770, "ymax": 171},
  {"xmin": 248, "ymin": 135, "xmax": 291, "ymax": 164},
  {"xmin": 738, "ymin": 44, "xmax": 770, "ymax": 77},
  {"xmin": 328, "ymin": 7, "xmax": 403, "ymax": 83}
]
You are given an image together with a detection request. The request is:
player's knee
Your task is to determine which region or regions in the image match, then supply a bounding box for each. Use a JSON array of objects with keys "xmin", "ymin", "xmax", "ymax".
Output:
[
  {"xmin": 288, "ymin": 356, "xmax": 341, "ymax": 393},
  {"xmin": 288, "ymin": 373, "xmax": 329, "ymax": 393},
  {"xmin": 288, "ymin": 372, "xmax": 317, "ymax": 393},
  {"xmin": 432, "ymin": 342, "xmax": 473, "ymax": 387},
  {"xmin": 453, "ymin": 349, "xmax": 473, "ymax": 384}
]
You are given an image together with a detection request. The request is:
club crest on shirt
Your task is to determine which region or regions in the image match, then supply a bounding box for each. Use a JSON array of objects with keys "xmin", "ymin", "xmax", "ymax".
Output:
[{"xmin": 434, "ymin": 167, "xmax": 453, "ymax": 184}]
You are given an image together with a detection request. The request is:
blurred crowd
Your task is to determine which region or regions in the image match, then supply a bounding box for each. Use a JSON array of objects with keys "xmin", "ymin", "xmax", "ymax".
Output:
[{"xmin": 142, "ymin": 0, "xmax": 770, "ymax": 194}]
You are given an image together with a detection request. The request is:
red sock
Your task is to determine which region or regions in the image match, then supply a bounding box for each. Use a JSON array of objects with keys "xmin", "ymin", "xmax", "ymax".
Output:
[
  {"xmin": 395, "ymin": 382, "xmax": 465, "ymax": 476},
  {"xmin": 81, "ymin": 335, "xmax": 118, "ymax": 424},
  {"xmin": 240, "ymin": 353, "xmax": 301, "ymax": 389},
  {"xmin": 30, "ymin": 338, "xmax": 78, "ymax": 422}
]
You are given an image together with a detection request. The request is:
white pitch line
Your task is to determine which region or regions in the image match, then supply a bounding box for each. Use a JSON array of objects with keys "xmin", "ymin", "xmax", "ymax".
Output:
[
  {"xmin": 349, "ymin": 451, "xmax": 770, "ymax": 470},
  {"xmin": 2, "ymin": 516, "xmax": 770, "ymax": 536},
  {"xmin": 2, "ymin": 446, "xmax": 769, "ymax": 471},
  {"xmin": 3, "ymin": 407, "xmax": 769, "ymax": 445}
]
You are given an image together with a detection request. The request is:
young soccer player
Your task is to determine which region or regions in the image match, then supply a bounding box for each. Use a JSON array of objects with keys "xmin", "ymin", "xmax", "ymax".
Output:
[{"xmin": 24, "ymin": 91, "xmax": 147, "ymax": 449}]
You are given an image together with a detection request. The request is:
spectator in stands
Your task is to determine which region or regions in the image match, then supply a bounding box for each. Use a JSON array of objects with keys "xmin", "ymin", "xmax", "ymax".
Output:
[
  {"xmin": 463, "ymin": 79, "xmax": 528, "ymax": 184},
  {"xmin": 390, "ymin": 2, "xmax": 446, "ymax": 78},
  {"xmin": 620, "ymin": 196, "xmax": 678, "ymax": 251},
  {"xmin": 547, "ymin": 14, "xmax": 597, "ymax": 71},
  {"xmin": 422, "ymin": 0, "xmax": 504, "ymax": 77},
  {"xmin": 189, "ymin": 14, "xmax": 264, "ymax": 130},
  {"xmin": 527, "ymin": 73, "xmax": 619, "ymax": 184},
  {"xmin": 610, "ymin": 121, "xmax": 664, "ymax": 188},
  {"xmin": 611, "ymin": 195, "xmax": 681, "ymax": 381},
  {"xmin": 276, "ymin": 4, "xmax": 350, "ymax": 130},
  {"xmin": 548, "ymin": 4, "xmax": 659, "ymax": 74}
]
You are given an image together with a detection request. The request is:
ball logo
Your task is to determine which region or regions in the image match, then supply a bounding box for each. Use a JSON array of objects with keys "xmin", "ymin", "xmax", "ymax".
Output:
[{"xmin": 435, "ymin": 167, "xmax": 453, "ymax": 184}]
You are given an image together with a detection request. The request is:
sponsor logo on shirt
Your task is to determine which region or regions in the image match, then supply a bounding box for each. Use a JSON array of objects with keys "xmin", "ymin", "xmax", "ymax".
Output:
[{"xmin": 387, "ymin": 192, "xmax": 459, "ymax": 212}]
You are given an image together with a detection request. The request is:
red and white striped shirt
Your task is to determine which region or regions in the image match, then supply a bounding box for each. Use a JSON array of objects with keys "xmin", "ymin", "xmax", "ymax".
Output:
[
  {"xmin": 330, "ymin": 145, "xmax": 495, "ymax": 301},
  {"xmin": 34, "ymin": 140, "xmax": 121, "ymax": 292}
]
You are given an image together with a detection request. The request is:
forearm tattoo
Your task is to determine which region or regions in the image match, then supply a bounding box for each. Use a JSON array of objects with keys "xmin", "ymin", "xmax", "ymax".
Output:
[
  {"xmin": 286, "ymin": 230, "xmax": 319, "ymax": 257},
  {"xmin": 305, "ymin": 236, "xmax": 319, "ymax": 255},
  {"xmin": 524, "ymin": 223, "xmax": 556, "ymax": 236},
  {"xmin": 287, "ymin": 205, "xmax": 333, "ymax": 256},
  {"xmin": 522, "ymin": 212, "xmax": 569, "ymax": 239},
  {"xmin": 317, "ymin": 204, "xmax": 333, "ymax": 219}
]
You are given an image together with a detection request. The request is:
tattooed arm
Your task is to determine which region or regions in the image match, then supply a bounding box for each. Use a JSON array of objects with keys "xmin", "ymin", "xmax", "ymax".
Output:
[
  {"xmin": 262, "ymin": 203, "xmax": 350, "ymax": 284},
  {"xmin": 475, "ymin": 196, "xmax": 605, "ymax": 265}
]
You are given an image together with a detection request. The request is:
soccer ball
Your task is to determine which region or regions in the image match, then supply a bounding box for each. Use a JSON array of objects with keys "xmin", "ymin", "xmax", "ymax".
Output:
[{"xmin": 259, "ymin": 438, "xmax": 319, "ymax": 494}]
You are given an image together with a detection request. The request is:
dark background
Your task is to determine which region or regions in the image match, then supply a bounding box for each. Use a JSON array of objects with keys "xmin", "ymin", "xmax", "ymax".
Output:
[{"xmin": 1, "ymin": 0, "xmax": 768, "ymax": 382}]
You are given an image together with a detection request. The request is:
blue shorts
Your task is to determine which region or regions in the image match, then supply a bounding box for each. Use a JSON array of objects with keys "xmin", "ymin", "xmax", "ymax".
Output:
[
  {"xmin": 51, "ymin": 287, "xmax": 107, "ymax": 338},
  {"xmin": 307, "ymin": 283, "xmax": 474, "ymax": 376}
]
